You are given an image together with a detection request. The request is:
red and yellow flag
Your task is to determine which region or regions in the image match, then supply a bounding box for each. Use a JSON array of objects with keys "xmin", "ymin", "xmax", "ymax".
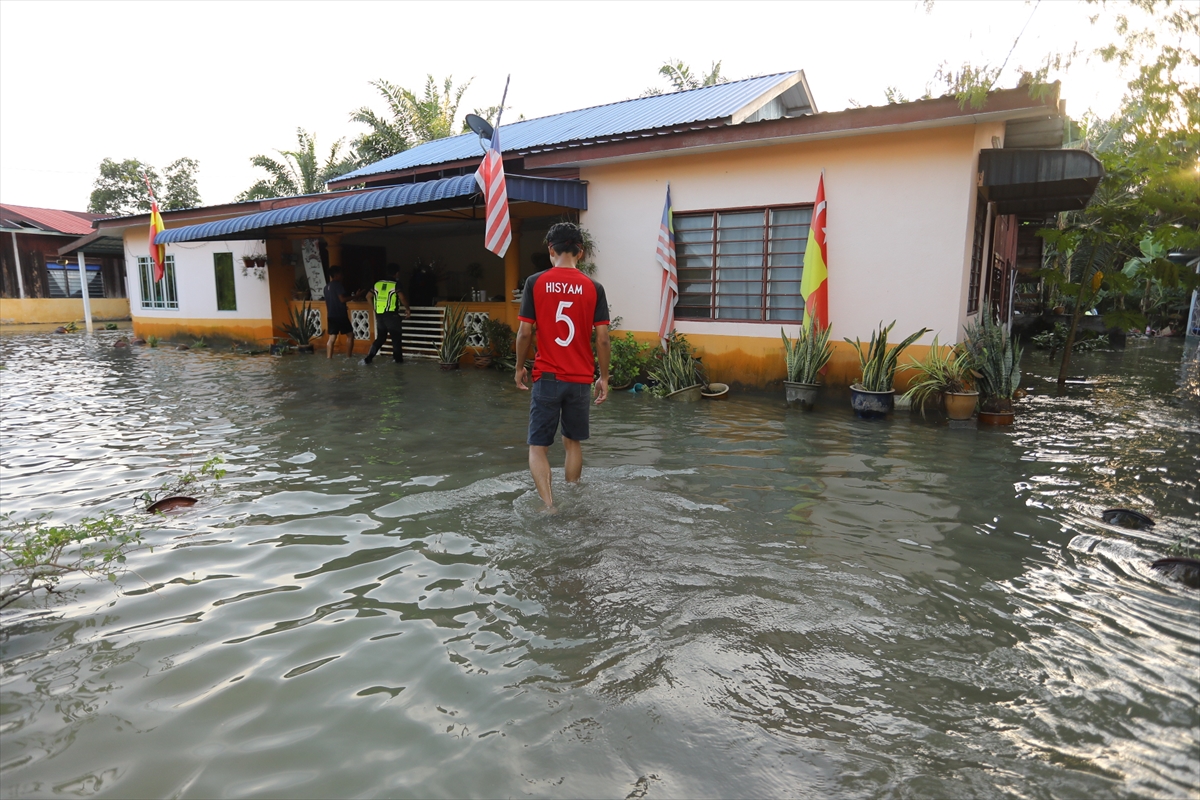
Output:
[
  {"xmin": 800, "ymin": 173, "xmax": 828, "ymax": 329},
  {"xmin": 148, "ymin": 199, "xmax": 166, "ymax": 283}
]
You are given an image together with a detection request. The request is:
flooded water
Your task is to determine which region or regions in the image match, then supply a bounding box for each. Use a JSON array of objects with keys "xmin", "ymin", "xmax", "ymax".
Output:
[{"xmin": 1, "ymin": 330, "xmax": 1197, "ymax": 799}]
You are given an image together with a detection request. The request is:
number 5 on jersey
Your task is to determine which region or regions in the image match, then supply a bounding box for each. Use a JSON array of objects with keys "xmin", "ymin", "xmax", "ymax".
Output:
[{"xmin": 555, "ymin": 301, "xmax": 575, "ymax": 346}]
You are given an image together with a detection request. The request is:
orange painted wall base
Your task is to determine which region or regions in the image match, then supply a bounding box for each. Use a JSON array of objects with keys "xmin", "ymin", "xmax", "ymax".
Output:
[
  {"xmin": 625, "ymin": 330, "xmax": 935, "ymax": 391},
  {"xmin": 133, "ymin": 318, "xmax": 274, "ymax": 345}
]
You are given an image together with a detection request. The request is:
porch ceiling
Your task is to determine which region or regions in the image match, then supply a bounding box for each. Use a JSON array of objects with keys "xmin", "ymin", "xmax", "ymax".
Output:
[{"xmin": 155, "ymin": 174, "xmax": 586, "ymax": 244}]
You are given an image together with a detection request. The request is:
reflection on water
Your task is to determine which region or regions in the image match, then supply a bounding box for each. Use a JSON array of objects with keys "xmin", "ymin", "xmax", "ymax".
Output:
[{"xmin": 1, "ymin": 332, "xmax": 1197, "ymax": 799}]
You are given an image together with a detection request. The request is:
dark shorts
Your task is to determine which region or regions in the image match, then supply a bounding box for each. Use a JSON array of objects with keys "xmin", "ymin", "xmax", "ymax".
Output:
[
  {"xmin": 328, "ymin": 315, "xmax": 353, "ymax": 336},
  {"xmin": 528, "ymin": 374, "xmax": 591, "ymax": 446}
]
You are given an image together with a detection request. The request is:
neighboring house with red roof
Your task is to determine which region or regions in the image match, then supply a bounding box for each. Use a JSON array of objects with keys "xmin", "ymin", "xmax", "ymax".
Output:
[{"xmin": 0, "ymin": 203, "xmax": 129, "ymax": 324}]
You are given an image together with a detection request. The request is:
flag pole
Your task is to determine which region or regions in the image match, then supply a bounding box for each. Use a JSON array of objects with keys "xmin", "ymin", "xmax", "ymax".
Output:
[{"xmin": 77, "ymin": 249, "xmax": 94, "ymax": 332}]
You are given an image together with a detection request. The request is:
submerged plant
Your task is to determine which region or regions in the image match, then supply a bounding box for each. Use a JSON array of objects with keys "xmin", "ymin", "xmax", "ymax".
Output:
[
  {"xmin": 900, "ymin": 336, "xmax": 975, "ymax": 418},
  {"xmin": 781, "ymin": 316, "xmax": 833, "ymax": 385},
  {"xmin": 438, "ymin": 304, "xmax": 468, "ymax": 364},
  {"xmin": 281, "ymin": 303, "xmax": 317, "ymax": 346},
  {"xmin": 192, "ymin": 336, "xmax": 209, "ymax": 349},
  {"xmin": 147, "ymin": 335, "xmax": 160, "ymax": 348},
  {"xmin": 845, "ymin": 321, "xmax": 930, "ymax": 393},
  {"xmin": 480, "ymin": 317, "xmax": 516, "ymax": 370},
  {"xmin": 610, "ymin": 332, "xmax": 652, "ymax": 386},
  {"xmin": 963, "ymin": 305, "xmax": 1022, "ymax": 412},
  {"xmin": 649, "ymin": 331, "xmax": 701, "ymax": 396}
]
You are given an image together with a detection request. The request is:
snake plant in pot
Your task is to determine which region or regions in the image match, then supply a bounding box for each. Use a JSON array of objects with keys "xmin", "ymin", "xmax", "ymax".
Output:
[
  {"xmin": 438, "ymin": 304, "xmax": 468, "ymax": 370},
  {"xmin": 845, "ymin": 321, "xmax": 930, "ymax": 418},
  {"xmin": 649, "ymin": 331, "xmax": 703, "ymax": 401},
  {"xmin": 281, "ymin": 303, "xmax": 318, "ymax": 352},
  {"xmin": 781, "ymin": 316, "xmax": 833, "ymax": 410},
  {"xmin": 900, "ymin": 336, "xmax": 978, "ymax": 420},
  {"xmin": 962, "ymin": 306, "xmax": 1022, "ymax": 424}
]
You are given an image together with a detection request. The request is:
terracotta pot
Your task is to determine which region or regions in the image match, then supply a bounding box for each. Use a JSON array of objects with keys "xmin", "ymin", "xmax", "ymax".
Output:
[
  {"xmin": 610, "ymin": 380, "xmax": 634, "ymax": 391},
  {"xmin": 474, "ymin": 355, "xmax": 493, "ymax": 369},
  {"xmin": 943, "ymin": 391, "xmax": 979, "ymax": 421},
  {"xmin": 254, "ymin": 257, "xmax": 267, "ymax": 268},
  {"xmin": 664, "ymin": 384, "xmax": 703, "ymax": 402},
  {"xmin": 784, "ymin": 380, "xmax": 819, "ymax": 410},
  {"xmin": 978, "ymin": 410, "xmax": 1015, "ymax": 426},
  {"xmin": 701, "ymin": 382, "xmax": 729, "ymax": 399},
  {"xmin": 438, "ymin": 361, "xmax": 460, "ymax": 371},
  {"xmin": 849, "ymin": 384, "xmax": 894, "ymax": 419},
  {"xmin": 242, "ymin": 257, "xmax": 255, "ymax": 269}
]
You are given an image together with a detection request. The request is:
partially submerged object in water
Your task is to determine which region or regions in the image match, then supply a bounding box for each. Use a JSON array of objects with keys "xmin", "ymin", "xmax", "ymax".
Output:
[
  {"xmin": 1102, "ymin": 508, "xmax": 1155, "ymax": 529},
  {"xmin": 1151, "ymin": 557, "xmax": 1200, "ymax": 589},
  {"xmin": 147, "ymin": 496, "xmax": 198, "ymax": 514}
]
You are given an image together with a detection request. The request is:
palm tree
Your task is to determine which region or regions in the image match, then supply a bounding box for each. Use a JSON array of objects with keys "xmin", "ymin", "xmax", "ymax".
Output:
[
  {"xmin": 350, "ymin": 75, "xmax": 473, "ymax": 164},
  {"xmin": 236, "ymin": 129, "xmax": 356, "ymax": 201}
]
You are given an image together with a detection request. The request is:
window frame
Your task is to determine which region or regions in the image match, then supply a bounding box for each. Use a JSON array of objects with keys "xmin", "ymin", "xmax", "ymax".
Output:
[
  {"xmin": 137, "ymin": 255, "xmax": 179, "ymax": 310},
  {"xmin": 967, "ymin": 194, "xmax": 988, "ymax": 315},
  {"xmin": 673, "ymin": 202, "xmax": 812, "ymax": 324}
]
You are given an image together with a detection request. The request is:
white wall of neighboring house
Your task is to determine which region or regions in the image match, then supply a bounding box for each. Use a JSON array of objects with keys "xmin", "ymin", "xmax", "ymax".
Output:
[
  {"xmin": 581, "ymin": 121, "xmax": 1006, "ymax": 349},
  {"xmin": 124, "ymin": 228, "xmax": 273, "ymax": 341}
]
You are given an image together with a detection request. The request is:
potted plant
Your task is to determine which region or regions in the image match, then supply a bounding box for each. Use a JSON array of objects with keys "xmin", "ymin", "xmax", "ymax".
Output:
[
  {"xmin": 963, "ymin": 307, "xmax": 1022, "ymax": 425},
  {"xmin": 781, "ymin": 316, "xmax": 833, "ymax": 410},
  {"xmin": 294, "ymin": 274, "xmax": 311, "ymax": 300},
  {"xmin": 609, "ymin": 331, "xmax": 651, "ymax": 390},
  {"xmin": 649, "ymin": 331, "xmax": 702, "ymax": 401},
  {"xmin": 900, "ymin": 335, "xmax": 978, "ymax": 420},
  {"xmin": 481, "ymin": 317, "xmax": 516, "ymax": 371},
  {"xmin": 845, "ymin": 321, "xmax": 930, "ymax": 418},
  {"xmin": 438, "ymin": 304, "xmax": 468, "ymax": 369},
  {"xmin": 281, "ymin": 303, "xmax": 317, "ymax": 352}
]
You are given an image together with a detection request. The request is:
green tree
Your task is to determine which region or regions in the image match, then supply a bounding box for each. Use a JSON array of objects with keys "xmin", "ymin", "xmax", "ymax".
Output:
[
  {"xmin": 1037, "ymin": 0, "xmax": 1199, "ymax": 390},
  {"xmin": 350, "ymin": 75, "xmax": 473, "ymax": 164},
  {"xmin": 642, "ymin": 59, "xmax": 727, "ymax": 97},
  {"xmin": 87, "ymin": 157, "xmax": 201, "ymax": 216},
  {"xmin": 162, "ymin": 157, "xmax": 201, "ymax": 210},
  {"xmin": 236, "ymin": 129, "xmax": 356, "ymax": 201}
]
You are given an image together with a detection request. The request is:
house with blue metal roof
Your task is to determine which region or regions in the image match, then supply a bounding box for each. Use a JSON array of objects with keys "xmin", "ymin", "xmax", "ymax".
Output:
[{"xmin": 95, "ymin": 71, "xmax": 1101, "ymax": 385}]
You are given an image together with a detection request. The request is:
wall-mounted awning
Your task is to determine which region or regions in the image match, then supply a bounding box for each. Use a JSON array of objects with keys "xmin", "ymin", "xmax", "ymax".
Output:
[
  {"xmin": 156, "ymin": 174, "xmax": 587, "ymax": 244},
  {"xmin": 978, "ymin": 149, "xmax": 1104, "ymax": 215}
]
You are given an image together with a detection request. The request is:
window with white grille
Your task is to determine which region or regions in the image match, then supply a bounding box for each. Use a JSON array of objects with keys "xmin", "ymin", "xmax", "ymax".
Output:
[{"xmin": 137, "ymin": 255, "xmax": 179, "ymax": 309}]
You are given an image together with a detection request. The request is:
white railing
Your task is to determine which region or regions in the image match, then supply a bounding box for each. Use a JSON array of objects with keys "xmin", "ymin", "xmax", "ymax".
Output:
[{"xmin": 376, "ymin": 306, "xmax": 445, "ymax": 360}]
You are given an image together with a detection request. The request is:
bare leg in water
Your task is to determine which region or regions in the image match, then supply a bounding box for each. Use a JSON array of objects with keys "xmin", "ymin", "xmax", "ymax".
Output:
[
  {"xmin": 563, "ymin": 437, "xmax": 582, "ymax": 483},
  {"xmin": 529, "ymin": 445, "xmax": 554, "ymax": 509}
]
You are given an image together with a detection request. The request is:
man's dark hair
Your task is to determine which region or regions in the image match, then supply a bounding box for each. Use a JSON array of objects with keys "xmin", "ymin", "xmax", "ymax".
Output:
[
  {"xmin": 330, "ymin": 267, "xmax": 343, "ymax": 278},
  {"xmin": 545, "ymin": 222, "xmax": 584, "ymax": 257},
  {"xmin": 387, "ymin": 262, "xmax": 402, "ymax": 279}
]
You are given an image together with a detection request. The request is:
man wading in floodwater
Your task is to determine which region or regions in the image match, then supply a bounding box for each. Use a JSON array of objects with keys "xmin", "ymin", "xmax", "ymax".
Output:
[{"xmin": 515, "ymin": 222, "xmax": 610, "ymax": 509}]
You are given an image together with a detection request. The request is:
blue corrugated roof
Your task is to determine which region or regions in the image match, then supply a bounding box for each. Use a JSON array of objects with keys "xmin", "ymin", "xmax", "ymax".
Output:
[
  {"xmin": 155, "ymin": 174, "xmax": 586, "ymax": 244},
  {"xmin": 337, "ymin": 72, "xmax": 799, "ymax": 183}
]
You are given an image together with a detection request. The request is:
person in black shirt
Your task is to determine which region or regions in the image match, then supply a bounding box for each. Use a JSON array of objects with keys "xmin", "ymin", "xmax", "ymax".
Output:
[{"xmin": 323, "ymin": 267, "xmax": 359, "ymax": 358}]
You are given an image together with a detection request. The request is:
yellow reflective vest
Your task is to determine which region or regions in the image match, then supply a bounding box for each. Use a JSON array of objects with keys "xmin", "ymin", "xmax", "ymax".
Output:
[{"xmin": 373, "ymin": 280, "xmax": 399, "ymax": 314}]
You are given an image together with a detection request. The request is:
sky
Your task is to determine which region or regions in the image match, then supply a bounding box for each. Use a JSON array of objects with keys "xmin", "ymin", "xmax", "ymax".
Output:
[{"xmin": 0, "ymin": 0, "xmax": 1148, "ymax": 212}]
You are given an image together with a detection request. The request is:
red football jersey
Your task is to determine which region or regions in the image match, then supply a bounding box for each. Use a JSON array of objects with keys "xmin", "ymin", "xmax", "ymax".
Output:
[{"xmin": 518, "ymin": 267, "xmax": 610, "ymax": 383}]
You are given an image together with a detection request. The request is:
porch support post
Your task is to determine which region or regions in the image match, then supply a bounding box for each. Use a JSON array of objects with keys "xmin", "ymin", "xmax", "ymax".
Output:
[
  {"xmin": 504, "ymin": 219, "xmax": 521, "ymax": 328},
  {"xmin": 325, "ymin": 234, "xmax": 343, "ymax": 269},
  {"xmin": 265, "ymin": 239, "xmax": 293, "ymax": 344},
  {"xmin": 11, "ymin": 232, "xmax": 25, "ymax": 299},
  {"xmin": 77, "ymin": 251, "xmax": 93, "ymax": 332}
]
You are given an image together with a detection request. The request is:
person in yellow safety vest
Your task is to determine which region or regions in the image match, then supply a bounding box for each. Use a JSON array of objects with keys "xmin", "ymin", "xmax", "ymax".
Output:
[{"xmin": 363, "ymin": 264, "xmax": 411, "ymax": 365}]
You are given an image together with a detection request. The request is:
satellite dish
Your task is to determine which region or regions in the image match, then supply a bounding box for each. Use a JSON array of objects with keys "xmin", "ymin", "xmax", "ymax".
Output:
[{"xmin": 464, "ymin": 113, "xmax": 494, "ymax": 153}]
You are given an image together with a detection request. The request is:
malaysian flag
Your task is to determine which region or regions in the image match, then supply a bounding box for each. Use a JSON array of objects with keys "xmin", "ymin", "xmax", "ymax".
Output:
[
  {"xmin": 144, "ymin": 174, "xmax": 166, "ymax": 282},
  {"xmin": 474, "ymin": 97, "xmax": 512, "ymax": 258},
  {"xmin": 655, "ymin": 184, "xmax": 677, "ymax": 350}
]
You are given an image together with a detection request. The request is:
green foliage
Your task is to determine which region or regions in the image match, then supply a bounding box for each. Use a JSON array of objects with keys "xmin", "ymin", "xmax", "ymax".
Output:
[
  {"xmin": 963, "ymin": 306, "xmax": 1022, "ymax": 409},
  {"xmin": 351, "ymin": 75, "xmax": 473, "ymax": 164},
  {"xmin": 281, "ymin": 303, "xmax": 317, "ymax": 345},
  {"xmin": 845, "ymin": 321, "xmax": 930, "ymax": 393},
  {"xmin": 147, "ymin": 334, "xmax": 159, "ymax": 348},
  {"xmin": 610, "ymin": 332, "xmax": 652, "ymax": 386},
  {"xmin": 141, "ymin": 456, "xmax": 226, "ymax": 507},
  {"xmin": 87, "ymin": 157, "xmax": 202, "ymax": 215},
  {"xmin": 104, "ymin": 322, "xmax": 118, "ymax": 330},
  {"xmin": 781, "ymin": 316, "xmax": 833, "ymax": 384},
  {"xmin": 63, "ymin": 321, "xmax": 78, "ymax": 333},
  {"xmin": 649, "ymin": 331, "xmax": 701, "ymax": 396},
  {"xmin": 900, "ymin": 336, "xmax": 975, "ymax": 418},
  {"xmin": 1030, "ymin": 323, "xmax": 1107, "ymax": 354},
  {"xmin": 480, "ymin": 317, "xmax": 516, "ymax": 370},
  {"xmin": 1, "ymin": 511, "xmax": 145, "ymax": 608},
  {"xmin": 237, "ymin": 129, "xmax": 356, "ymax": 201},
  {"xmin": 643, "ymin": 59, "xmax": 727, "ymax": 97},
  {"xmin": 191, "ymin": 336, "xmax": 208, "ymax": 349},
  {"xmin": 439, "ymin": 304, "xmax": 468, "ymax": 364}
]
